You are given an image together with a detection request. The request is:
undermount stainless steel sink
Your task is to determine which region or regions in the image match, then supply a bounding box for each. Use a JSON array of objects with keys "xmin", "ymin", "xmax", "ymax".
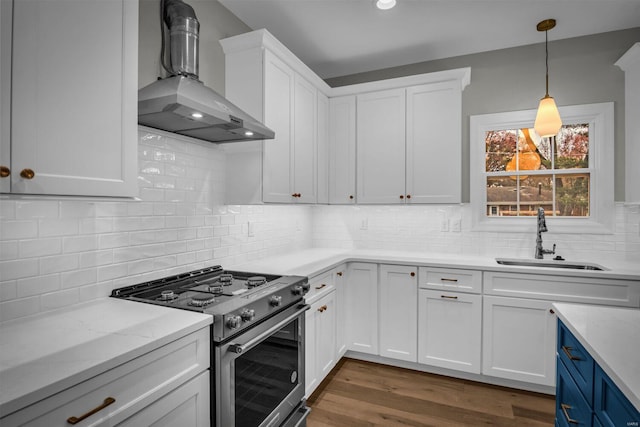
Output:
[{"xmin": 495, "ymin": 258, "xmax": 608, "ymax": 271}]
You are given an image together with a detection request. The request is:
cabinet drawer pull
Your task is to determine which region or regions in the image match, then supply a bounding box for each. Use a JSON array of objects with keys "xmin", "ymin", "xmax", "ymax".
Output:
[
  {"xmin": 440, "ymin": 278, "xmax": 458, "ymax": 283},
  {"xmin": 336, "ymin": 272, "xmax": 343, "ymax": 277},
  {"xmin": 560, "ymin": 403, "xmax": 579, "ymax": 424},
  {"xmin": 0, "ymin": 166, "xmax": 9, "ymax": 178},
  {"xmin": 561, "ymin": 346, "xmax": 582, "ymax": 361},
  {"xmin": 317, "ymin": 305, "xmax": 328, "ymax": 313},
  {"xmin": 315, "ymin": 283, "xmax": 327, "ymax": 290},
  {"xmin": 67, "ymin": 397, "xmax": 115, "ymax": 425},
  {"xmin": 440, "ymin": 295, "xmax": 458, "ymax": 300}
]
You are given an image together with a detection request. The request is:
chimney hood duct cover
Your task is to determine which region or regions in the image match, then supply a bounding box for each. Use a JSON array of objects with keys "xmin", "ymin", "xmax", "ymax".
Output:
[{"xmin": 138, "ymin": 0, "xmax": 274, "ymax": 143}]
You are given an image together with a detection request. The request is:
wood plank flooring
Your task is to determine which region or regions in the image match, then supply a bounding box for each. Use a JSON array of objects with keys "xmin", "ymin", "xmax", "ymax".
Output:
[{"xmin": 306, "ymin": 358, "xmax": 555, "ymax": 426}]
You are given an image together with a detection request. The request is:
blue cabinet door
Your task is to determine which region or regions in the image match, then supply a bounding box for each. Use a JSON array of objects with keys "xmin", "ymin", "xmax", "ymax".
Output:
[
  {"xmin": 556, "ymin": 357, "xmax": 593, "ymax": 427},
  {"xmin": 557, "ymin": 321, "xmax": 595, "ymax": 405},
  {"xmin": 593, "ymin": 365, "xmax": 640, "ymax": 427}
]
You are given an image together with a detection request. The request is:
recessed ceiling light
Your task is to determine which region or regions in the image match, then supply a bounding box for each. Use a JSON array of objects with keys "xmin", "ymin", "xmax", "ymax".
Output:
[
  {"xmin": 191, "ymin": 112, "xmax": 203, "ymax": 119},
  {"xmin": 376, "ymin": 0, "xmax": 396, "ymax": 10}
]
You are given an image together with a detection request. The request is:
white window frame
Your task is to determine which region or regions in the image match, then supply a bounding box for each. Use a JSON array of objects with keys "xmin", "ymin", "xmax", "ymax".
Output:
[{"xmin": 470, "ymin": 102, "xmax": 614, "ymax": 234}]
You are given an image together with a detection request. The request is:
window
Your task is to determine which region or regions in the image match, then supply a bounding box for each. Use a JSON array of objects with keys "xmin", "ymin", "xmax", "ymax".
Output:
[{"xmin": 470, "ymin": 103, "xmax": 614, "ymax": 233}]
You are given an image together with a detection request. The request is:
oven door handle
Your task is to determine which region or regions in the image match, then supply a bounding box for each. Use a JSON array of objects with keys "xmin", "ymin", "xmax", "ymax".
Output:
[{"xmin": 228, "ymin": 304, "xmax": 310, "ymax": 355}]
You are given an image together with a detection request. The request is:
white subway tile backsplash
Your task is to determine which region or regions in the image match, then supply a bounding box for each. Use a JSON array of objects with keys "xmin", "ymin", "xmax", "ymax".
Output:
[
  {"xmin": 20, "ymin": 238, "xmax": 62, "ymax": 258},
  {"xmin": 16, "ymin": 201, "xmax": 59, "ymax": 219},
  {"xmin": 40, "ymin": 254, "xmax": 80, "ymax": 275},
  {"xmin": 39, "ymin": 218, "xmax": 79, "ymax": 237},
  {"xmin": 17, "ymin": 274, "xmax": 60, "ymax": 298},
  {"xmin": 0, "ymin": 259, "xmax": 39, "ymax": 281},
  {"xmin": 1, "ymin": 220, "xmax": 38, "ymax": 240}
]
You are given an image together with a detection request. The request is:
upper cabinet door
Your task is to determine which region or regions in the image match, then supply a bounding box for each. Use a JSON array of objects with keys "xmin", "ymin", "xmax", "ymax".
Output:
[
  {"xmin": 293, "ymin": 74, "xmax": 317, "ymax": 203},
  {"xmin": 0, "ymin": 0, "xmax": 11, "ymax": 193},
  {"xmin": 356, "ymin": 88, "xmax": 406, "ymax": 204},
  {"xmin": 328, "ymin": 96, "xmax": 356, "ymax": 204},
  {"xmin": 316, "ymin": 92, "xmax": 329, "ymax": 204},
  {"xmin": 9, "ymin": 0, "xmax": 137, "ymax": 197},
  {"xmin": 406, "ymin": 82, "xmax": 462, "ymax": 203},
  {"xmin": 263, "ymin": 51, "xmax": 295, "ymax": 203}
]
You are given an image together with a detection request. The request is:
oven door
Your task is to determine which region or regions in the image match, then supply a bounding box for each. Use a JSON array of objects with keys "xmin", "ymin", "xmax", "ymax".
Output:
[{"xmin": 215, "ymin": 302, "xmax": 309, "ymax": 427}]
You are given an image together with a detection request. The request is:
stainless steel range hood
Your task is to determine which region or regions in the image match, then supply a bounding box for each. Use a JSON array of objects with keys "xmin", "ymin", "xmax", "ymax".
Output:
[{"xmin": 138, "ymin": 0, "xmax": 274, "ymax": 143}]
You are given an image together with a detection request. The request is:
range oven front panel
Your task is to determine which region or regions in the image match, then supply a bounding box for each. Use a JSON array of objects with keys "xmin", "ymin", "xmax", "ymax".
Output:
[{"xmin": 216, "ymin": 302, "xmax": 308, "ymax": 427}]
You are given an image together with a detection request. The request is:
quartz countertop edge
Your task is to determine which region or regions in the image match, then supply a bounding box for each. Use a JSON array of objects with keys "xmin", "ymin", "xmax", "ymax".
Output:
[
  {"xmin": 230, "ymin": 248, "xmax": 640, "ymax": 281},
  {"xmin": 0, "ymin": 298, "xmax": 213, "ymax": 418},
  {"xmin": 552, "ymin": 302, "xmax": 640, "ymax": 412}
]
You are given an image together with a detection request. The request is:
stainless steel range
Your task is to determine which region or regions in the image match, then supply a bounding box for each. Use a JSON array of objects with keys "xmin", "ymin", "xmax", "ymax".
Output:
[{"xmin": 111, "ymin": 265, "xmax": 311, "ymax": 427}]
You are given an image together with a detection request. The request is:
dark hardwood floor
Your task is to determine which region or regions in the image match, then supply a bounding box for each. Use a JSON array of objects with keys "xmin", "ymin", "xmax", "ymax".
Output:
[{"xmin": 306, "ymin": 358, "xmax": 556, "ymax": 426}]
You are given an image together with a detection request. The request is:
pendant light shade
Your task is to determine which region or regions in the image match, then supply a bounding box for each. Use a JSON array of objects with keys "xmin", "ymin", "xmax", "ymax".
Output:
[
  {"xmin": 534, "ymin": 19, "xmax": 562, "ymax": 138},
  {"xmin": 535, "ymin": 95, "xmax": 562, "ymax": 137}
]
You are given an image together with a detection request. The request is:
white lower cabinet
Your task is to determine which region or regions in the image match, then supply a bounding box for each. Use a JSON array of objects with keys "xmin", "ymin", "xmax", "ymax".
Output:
[
  {"xmin": 1, "ymin": 327, "xmax": 210, "ymax": 427},
  {"xmin": 417, "ymin": 289, "xmax": 481, "ymax": 374},
  {"xmin": 119, "ymin": 371, "xmax": 209, "ymax": 427},
  {"xmin": 345, "ymin": 263, "xmax": 378, "ymax": 355},
  {"xmin": 482, "ymin": 295, "xmax": 557, "ymax": 386},
  {"xmin": 378, "ymin": 264, "xmax": 418, "ymax": 362},
  {"xmin": 305, "ymin": 289, "xmax": 337, "ymax": 398},
  {"xmin": 334, "ymin": 267, "xmax": 348, "ymax": 358},
  {"xmin": 305, "ymin": 270, "xmax": 338, "ymax": 397}
]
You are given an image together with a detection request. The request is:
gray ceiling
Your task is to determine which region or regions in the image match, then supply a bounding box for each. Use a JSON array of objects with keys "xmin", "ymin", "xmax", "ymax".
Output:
[{"xmin": 219, "ymin": 0, "xmax": 640, "ymax": 79}]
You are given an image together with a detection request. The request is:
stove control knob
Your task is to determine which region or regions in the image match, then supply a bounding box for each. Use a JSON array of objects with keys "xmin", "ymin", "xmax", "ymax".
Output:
[
  {"xmin": 291, "ymin": 285, "xmax": 304, "ymax": 296},
  {"xmin": 226, "ymin": 315, "xmax": 242, "ymax": 329},
  {"xmin": 269, "ymin": 295, "xmax": 283, "ymax": 307},
  {"xmin": 241, "ymin": 309, "xmax": 255, "ymax": 322},
  {"xmin": 302, "ymin": 282, "xmax": 310, "ymax": 294}
]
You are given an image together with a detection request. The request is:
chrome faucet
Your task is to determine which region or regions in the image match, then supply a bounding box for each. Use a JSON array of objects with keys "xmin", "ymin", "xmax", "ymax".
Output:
[{"xmin": 535, "ymin": 207, "xmax": 556, "ymax": 259}]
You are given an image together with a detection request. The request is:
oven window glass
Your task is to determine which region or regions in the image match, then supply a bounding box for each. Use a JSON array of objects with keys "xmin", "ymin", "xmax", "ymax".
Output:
[{"xmin": 234, "ymin": 318, "xmax": 300, "ymax": 426}]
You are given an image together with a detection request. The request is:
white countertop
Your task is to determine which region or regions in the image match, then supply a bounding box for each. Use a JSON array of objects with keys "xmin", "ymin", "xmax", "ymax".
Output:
[
  {"xmin": 553, "ymin": 303, "xmax": 640, "ymax": 412},
  {"xmin": 231, "ymin": 248, "xmax": 640, "ymax": 281},
  {"xmin": 0, "ymin": 298, "xmax": 212, "ymax": 418}
]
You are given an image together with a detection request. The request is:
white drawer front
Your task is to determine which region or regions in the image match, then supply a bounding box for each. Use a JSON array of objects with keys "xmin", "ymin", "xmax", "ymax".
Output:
[
  {"xmin": 305, "ymin": 270, "xmax": 335, "ymax": 305},
  {"xmin": 418, "ymin": 267, "xmax": 482, "ymax": 294},
  {"xmin": 2, "ymin": 327, "xmax": 210, "ymax": 427},
  {"xmin": 483, "ymin": 271, "xmax": 640, "ymax": 307}
]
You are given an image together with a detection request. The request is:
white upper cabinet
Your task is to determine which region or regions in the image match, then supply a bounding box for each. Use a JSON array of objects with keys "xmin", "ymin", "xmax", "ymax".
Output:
[
  {"xmin": 406, "ymin": 81, "xmax": 462, "ymax": 203},
  {"xmin": 222, "ymin": 29, "xmax": 470, "ymax": 205},
  {"xmin": 0, "ymin": 0, "xmax": 11, "ymax": 193},
  {"xmin": 221, "ymin": 29, "xmax": 331, "ymax": 204},
  {"xmin": 328, "ymin": 96, "xmax": 356, "ymax": 204},
  {"xmin": 355, "ymin": 81, "xmax": 464, "ymax": 204},
  {"xmin": 1, "ymin": 0, "xmax": 138, "ymax": 197},
  {"xmin": 615, "ymin": 43, "xmax": 640, "ymax": 204},
  {"xmin": 317, "ymin": 92, "xmax": 329, "ymax": 204},
  {"xmin": 356, "ymin": 89, "xmax": 407, "ymax": 204},
  {"xmin": 262, "ymin": 52, "xmax": 317, "ymax": 203}
]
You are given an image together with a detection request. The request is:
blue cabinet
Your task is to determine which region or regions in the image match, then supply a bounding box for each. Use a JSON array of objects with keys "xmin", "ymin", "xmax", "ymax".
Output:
[
  {"xmin": 594, "ymin": 365, "xmax": 640, "ymax": 427},
  {"xmin": 556, "ymin": 320, "xmax": 640, "ymax": 427}
]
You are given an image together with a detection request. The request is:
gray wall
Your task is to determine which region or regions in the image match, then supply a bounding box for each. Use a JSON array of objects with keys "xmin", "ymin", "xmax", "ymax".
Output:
[
  {"xmin": 327, "ymin": 28, "xmax": 640, "ymax": 203},
  {"xmin": 138, "ymin": 0, "xmax": 251, "ymax": 94}
]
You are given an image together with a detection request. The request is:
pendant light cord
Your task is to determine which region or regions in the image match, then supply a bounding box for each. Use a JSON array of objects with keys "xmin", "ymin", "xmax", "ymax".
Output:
[{"xmin": 545, "ymin": 29, "xmax": 550, "ymax": 97}]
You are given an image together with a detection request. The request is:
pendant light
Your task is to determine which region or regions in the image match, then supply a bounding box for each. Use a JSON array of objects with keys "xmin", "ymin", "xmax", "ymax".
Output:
[{"xmin": 534, "ymin": 19, "xmax": 562, "ymax": 138}]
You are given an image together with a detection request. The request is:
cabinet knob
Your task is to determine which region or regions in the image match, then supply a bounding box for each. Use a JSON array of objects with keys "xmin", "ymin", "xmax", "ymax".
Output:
[
  {"xmin": 349, "ymin": 195, "xmax": 354, "ymax": 200},
  {"xmin": 336, "ymin": 272, "xmax": 343, "ymax": 277},
  {"xmin": 20, "ymin": 168, "xmax": 35, "ymax": 179},
  {"xmin": 410, "ymin": 272, "xmax": 415, "ymax": 277},
  {"xmin": 406, "ymin": 194, "xmax": 411, "ymax": 199},
  {"xmin": 399, "ymin": 195, "xmax": 404, "ymax": 199},
  {"xmin": 0, "ymin": 166, "xmax": 9, "ymax": 178}
]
